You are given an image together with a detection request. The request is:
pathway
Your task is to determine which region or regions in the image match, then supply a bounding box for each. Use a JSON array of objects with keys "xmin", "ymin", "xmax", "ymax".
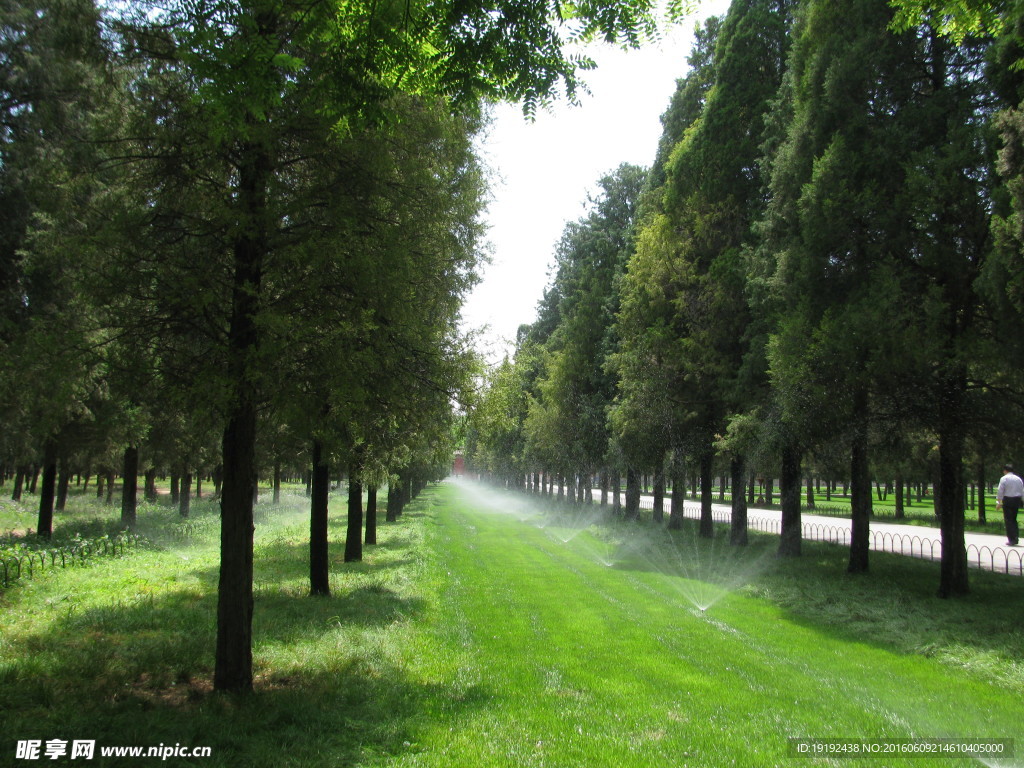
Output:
[{"xmin": 553, "ymin": 485, "xmax": 1024, "ymax": 577}]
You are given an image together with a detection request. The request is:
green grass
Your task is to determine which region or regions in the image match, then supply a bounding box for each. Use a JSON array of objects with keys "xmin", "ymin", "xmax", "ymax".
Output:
[{"xmin": 0, "ymin": 482, "xmax": 1021, "ymax": 767}]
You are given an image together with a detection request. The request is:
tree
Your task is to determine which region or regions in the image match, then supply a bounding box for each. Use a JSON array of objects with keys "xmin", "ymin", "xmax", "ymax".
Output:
[
  {"xmin": 614, "ymin": 1, "xmax": 791, "ymax": 539},
  {"xmin": 610, "ymin": 15, "xmax": 721, "ymax": 526},
  {"xmin": 106, "ymin": 0, "xmax": 677, "ymax": 692},
  {"xmin": 524, "ymin": 165, "xmax": 645, "ymax": 501},
  {"xmin": 0, "ymin": 0, "xmax": 112, "ymax": 537},
  {"xmin": 756, "ymin": 0, "xmax": 995, "ymax": 588},
  {"xmin": 755, "ymin": 0, "xmax": 935, "ymax": 568},
  {"xmin": 656, "ymin": 0, "xmax": 792, "ymax": 539}
]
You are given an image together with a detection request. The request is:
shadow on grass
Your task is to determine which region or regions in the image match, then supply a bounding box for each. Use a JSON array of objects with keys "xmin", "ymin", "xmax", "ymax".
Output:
[
  {"xmin": 0, "ymin": 491, "xmax": 464, "ymax": 767},
  {"xmin": 250, "ymin": 532, "xmax": 421, "ymax": 586},
  {"xmin": 3, "ymin": 655, "xmax": 486, "ymax": 768},
  {"xmin": 372, "ymin": 534, "xmax": 416, "ymax": 552},
  {"xmin": 748, "ymin": 539, "xmax": 1024, "ymax": 667},
  {"xmin": 0, "ymin": 578, "xmax": 469, "ymax": 768},
  {"xmin": 603, "ymin": 514, "xmax": 1024, "ymax": 684}
]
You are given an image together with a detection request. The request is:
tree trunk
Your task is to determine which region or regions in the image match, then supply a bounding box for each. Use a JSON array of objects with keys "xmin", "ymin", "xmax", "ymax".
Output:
[
  {"xmin": 144, "ymin": 468, "xmax": 158, "ymax": 502},
  {"xmin": 386, "ymin": 480, "xmax": 401, "ymax": 522},
  {"xmin": 698, "ymin": 451, "xmax": 713, "ymax": 539},
  {"xmin": 397, "ymin": 471, "xmax": 410, "ymax": 516},
  {"xmin": 730, "ymin": 454, "xmax": 748, "ymax": 546},
  {"xmin": 170, "ymin": 474, "xmax": 180, "ymax": 506},
  {"xmin": 105, "ymin": 470, "xmax": 115, "ymax": 505},
  {"xmin": 805, "ymin": 475, "xmax": 815, "ymax": 509},
  {"xmin": 848, "ymin": 407, "xmax": 871, "ymax": 574},
  {"xmin": 365, "ymin": 485, "xmax": 377, "ymax": 546},
  {"xmin": 37, "ymin": 440, "xmax": 58, "ymax": 539},
  {"xmin": 121, "ymin": 445, "xmax": 138, "ymax": 528},
  {"xmin": 777, "ymin": 443, "xmax": 802, "ymax": 557},
  {"xmin": 345, "ymin": 462, "xmax": 364, "ymax": 563},
  {"xmin": 668, "ymin": 450, "xmax": 684, "ymax": 530},
  {"xmin": 273, "ymin": 460, "xmax": 281, "ymax": 505},
  {"xmin": 625, "ymin": 467, "xmax": 640, "ymax": 520},
  {"xmin": 405, "ymin": 474, "xmax": 413, "ymax": 506},
  {"xmin": 977, "ymin": 462, "xmax": 986, "ymax": 524},
  {"xmin": 310, "ymin": 440, "xmax": 330, "ymax": 596},
  {"xmin": 179, "ymin": 472, "xmax": 192, "ymax": 518},
  {"xmin": 652, "ymin": 469, "xmax": 665, "ymax": 524},
  {"xmin": 55, "ymin": 460, "xmax": 70, "ymax": 512},
  {"xmin": 895, "ymin": 474, "xmax": 905, "ymax": 519},
  {"xmin": 214, "ymin": 165, "xmax": 269, "ymax": 692},
  {"xmin": 612, "ymin": 470, "xmax": 621, "ymax": 517},
  {"xmin": 937, "ymin": 375, "xmax": 969, "ymax": 598},
  {"xmin": 11, "ymin": 466, "xmax": 25, "ymax": 502},
  {"xmin": 216, "ymin": 400, "xmax": 258, "ymax": 692}
]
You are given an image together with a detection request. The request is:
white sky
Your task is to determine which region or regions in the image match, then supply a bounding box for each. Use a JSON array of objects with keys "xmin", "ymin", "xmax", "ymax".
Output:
[{"xmin": 461, "ymin": 0, "xmax": 733, "ymax": 365}]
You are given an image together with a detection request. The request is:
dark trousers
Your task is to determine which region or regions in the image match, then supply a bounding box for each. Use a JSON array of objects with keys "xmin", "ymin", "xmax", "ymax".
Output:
[{"xmin": 1003, "ymin": 497, "xmax": 1021, "ymax": 545}]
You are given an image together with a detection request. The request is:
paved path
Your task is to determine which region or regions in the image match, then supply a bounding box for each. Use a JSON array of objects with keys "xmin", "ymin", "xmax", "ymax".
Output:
[{"xmin": 570, "ymin": 487, "xmax": 1024, "ymax": 577}]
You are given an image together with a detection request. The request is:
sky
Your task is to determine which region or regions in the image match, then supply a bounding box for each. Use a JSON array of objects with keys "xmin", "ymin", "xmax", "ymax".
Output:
[{"xmin": 460, "ymin": 0, "xmax": 733, "ymax": 365}]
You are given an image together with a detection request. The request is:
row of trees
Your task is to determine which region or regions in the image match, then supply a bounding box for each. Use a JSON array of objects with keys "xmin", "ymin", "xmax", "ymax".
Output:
[
  {"xmin": 466, "ymin": 0, "xmax": 1024, "ymax": 598},
  {"xmin": 1, "ymin": 0, "xmax": 680, "ymax": 691}
]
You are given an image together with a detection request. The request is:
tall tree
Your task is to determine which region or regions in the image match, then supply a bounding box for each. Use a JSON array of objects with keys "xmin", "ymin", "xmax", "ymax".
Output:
[
  {"xmin": 610, "ymin": 15, "xmax": 722, "ymax": 522},
  {"xmin": 755, "ymin": 0, "xmax": 930, "ymax": 568},
  {"xmin": 525, "ymin": 165, "xmax": 646, "ymax": 498},
  {"xmin": 0, "ymin": 0, "xmax": 111, "ymax": 537},
  {"xmin": 109, "ymin": 0, "xmax": 674, "ymax": 692},
  {"xmin": 657, "ymin": 0, "xmax": 793, "ymax": 539}
]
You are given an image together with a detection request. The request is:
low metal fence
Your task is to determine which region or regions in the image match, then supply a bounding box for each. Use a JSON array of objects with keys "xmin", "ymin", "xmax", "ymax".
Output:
[
  {"xmin": 570, "ymin": 490, "xmax": 1024, "ymax": 576},
  {"xmin": 0, "ymin": 532, "xmax": 141, "ymax": 589},
  {"xmin": 748, "ymin": 509, "xmax": 1020, "ymax": 576}
]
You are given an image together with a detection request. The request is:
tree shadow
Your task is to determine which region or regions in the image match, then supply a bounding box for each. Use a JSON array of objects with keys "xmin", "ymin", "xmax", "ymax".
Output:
[
  {"xmin": 248, "ymin": 535, "xmax": 419, "ymax": 587},
  {"xmin": 372, "ymin": 534, "xmax": 415, "ymax": 551},
  {"xmin": 0, "ymin": 580, "xmax": 482, "ymax": 767},
  {"xmin": 611, "ymin": 519, "xmax": 1024, "ymax": 681},
  {"xmin": 748, "ymin": 540, "xmax": 1024, "ymax": 667}
]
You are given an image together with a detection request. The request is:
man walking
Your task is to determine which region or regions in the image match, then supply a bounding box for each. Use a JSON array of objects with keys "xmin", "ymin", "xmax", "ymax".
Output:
[{"xmin": 996, "ymin": 463, "xmax": 1023, "ymax": 546}]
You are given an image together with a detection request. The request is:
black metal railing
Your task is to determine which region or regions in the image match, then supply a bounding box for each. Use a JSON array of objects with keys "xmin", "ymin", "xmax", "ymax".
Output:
[
  {"xmin": 0, "ymin": 531, "xmax": 141, "ymax": 589},
  {"xmin": 560, "ymin": 489, "xmax": 1023, "ymax": 576}
]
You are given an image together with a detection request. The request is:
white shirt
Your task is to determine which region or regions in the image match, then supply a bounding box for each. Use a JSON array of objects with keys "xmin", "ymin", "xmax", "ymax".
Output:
[{"xmin": 998, "ymin": 472, "xmax": 1024, "ymax": 501}]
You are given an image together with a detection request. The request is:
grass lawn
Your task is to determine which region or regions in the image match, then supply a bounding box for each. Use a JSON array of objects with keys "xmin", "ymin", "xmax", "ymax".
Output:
[{"xmin": 0, "ymin": 481, "xmax": 1021, "ymax": 767}]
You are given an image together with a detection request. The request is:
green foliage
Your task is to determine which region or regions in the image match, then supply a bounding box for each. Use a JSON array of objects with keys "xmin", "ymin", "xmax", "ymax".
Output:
[
  {"xmin": 528, "ymin": 164, "xmax": 646, "ymax": 474},
  {"xmin": 612, "ymin": 0, "xmax": 791, "ymax": 473},
  {"xmin": 467, "ymin": 355, "xmax": 534, "ymax": 478},
  {"xmin": 888, "ymin": 0, "xmax": 1004, "ymax": 42}
]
